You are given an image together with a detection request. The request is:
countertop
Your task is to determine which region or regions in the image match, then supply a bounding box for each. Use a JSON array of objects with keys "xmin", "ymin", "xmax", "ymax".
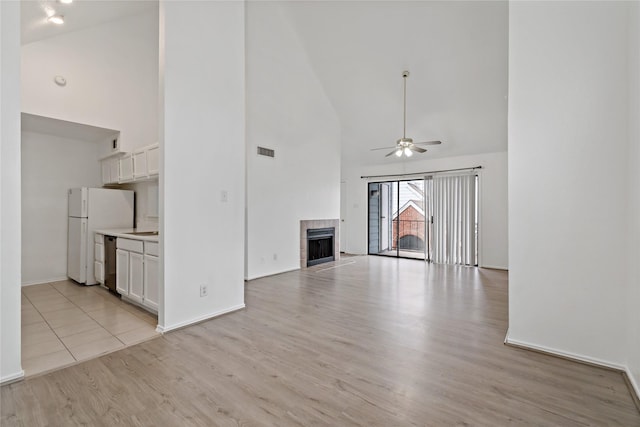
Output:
[{"xmin": 94, "ymin": 228, "xmax": 159, "ymax": 242}]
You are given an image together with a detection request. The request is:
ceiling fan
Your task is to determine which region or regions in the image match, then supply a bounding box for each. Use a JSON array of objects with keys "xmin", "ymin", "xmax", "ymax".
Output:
[{"xmin": 371, "ymin": 70, "xmax": 442, "ymax": 158}]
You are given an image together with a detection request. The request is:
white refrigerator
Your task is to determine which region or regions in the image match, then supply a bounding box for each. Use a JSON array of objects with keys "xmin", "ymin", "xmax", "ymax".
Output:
[{"xmin": 67, "ymin": 187, "xmax": 134, "ymax": 285}]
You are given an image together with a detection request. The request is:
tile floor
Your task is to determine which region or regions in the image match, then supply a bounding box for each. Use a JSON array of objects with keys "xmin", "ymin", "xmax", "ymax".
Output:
[{"xmin": 21, "ymin": 279, "xmax": 159, "ymax": 377}]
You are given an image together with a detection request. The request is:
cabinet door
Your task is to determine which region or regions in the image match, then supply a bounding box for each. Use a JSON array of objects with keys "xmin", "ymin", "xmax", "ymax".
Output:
[
  {"xmin": 109, "ymin": 158, "xmax": 119, "ymax": 184},
  {"xmin": 119, "ymin": 154, "xmax": 133, "ymax": 182},
  {"xmin": 143, "ymin": 254, "xmax": 159, "ymax": 311},
  {"xmin": 116, "ymin": 249, "xmax": 129, "ymax": 295},
  {"xmin": 94, "ymin": 261, "xmax": 104, "ymax": 284},
  {"xmin": 128, "ymin": 251, "xmax": 144, "ymax": 304},
  {"xmin": 147, "ymin": 145, "xmax": 159, "ymax": 176},
  {"xmin": 133, "ymin": 150, "xmax": 148, "ymax": 179},
  {"xmin": 95, "ymin": 242, "xmax": 104, "ymax": 262}
]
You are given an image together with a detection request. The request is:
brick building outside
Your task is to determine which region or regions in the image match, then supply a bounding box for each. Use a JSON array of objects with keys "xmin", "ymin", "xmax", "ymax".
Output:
[{"xmin": 392, "ymin": 200, "xmax": 426, "ymax": 251}]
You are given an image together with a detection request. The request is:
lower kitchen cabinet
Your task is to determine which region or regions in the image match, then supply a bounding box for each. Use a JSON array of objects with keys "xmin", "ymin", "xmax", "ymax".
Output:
[
  {"xmin": 143, "ymin": 254, "xmax": 159, "ymax": 311},
  {"xmin": 115, "ymin": 237, "xmax": 159, "ymax": 313},
  {"xmin": 116, "ymin": 248, "xmax": 130, "ymax": 295},
  {"xmin": 94, "ymin": 233, "xmax": 105, "ymax": 284},
  {"xmin": 128, "ymin": 251, "xmax": 144, "ymax": 304}
]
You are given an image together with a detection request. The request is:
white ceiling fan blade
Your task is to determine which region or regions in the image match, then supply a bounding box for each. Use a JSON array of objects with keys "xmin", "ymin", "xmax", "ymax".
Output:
[
  {"xmin": 413, "ymin": 140, "xmax": 442, "ymax": 146},
  {"xmin": 385, "ymin": 149, "xmax": 400, "ymax": 157},
  {"xmin": 370, "ymin": 146, "xmax": 399, "ymax": 151},
  {"xmin": 409, "ymin": 145, "xmax": 427, "ymax": 153}
]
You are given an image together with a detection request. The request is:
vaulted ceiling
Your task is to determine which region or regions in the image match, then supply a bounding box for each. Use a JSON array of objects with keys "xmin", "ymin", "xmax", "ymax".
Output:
[
  {"xmin": 21, "ymin": 0, "xmax": 156, "ymax": 45},
  {"xmin": 21, "ymin": 1, "xmax": 508, "ymax": 167},
  {"xmin": 281, "ymin": 1, "xmax": 508, "ymax": 166}
]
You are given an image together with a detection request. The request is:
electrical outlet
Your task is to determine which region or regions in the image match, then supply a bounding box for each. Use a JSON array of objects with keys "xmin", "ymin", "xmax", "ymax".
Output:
[{"xmin": 200, "ymin": 284, "xmax": 208, "ymax": 297}]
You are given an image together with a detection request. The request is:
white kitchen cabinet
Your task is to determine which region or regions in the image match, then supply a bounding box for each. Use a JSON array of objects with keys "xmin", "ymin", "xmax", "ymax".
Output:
[
  {"xmin": 147, "ymin": 144, "xmax": 159, "ymax": 176},
  {"xmin": 94, "ymin": 235, "xmax": 105, "ymax": 284},
  {"xmin": 133, "ymin": 149, "xmax": 148, "ymax": 179},
  {"xmin": 119, "ymin": 154, "xmax": 133, "ymax": 182},
  {"xmin": 101, "ymin": 157, "xmax": 120, "ymax": 185},
  {"xmin": 109, "ymin": 159, "xmax": 119, "ymax": 183},
  {"xmin": 114, "ymin": 236, "xmax": 159, "ymax": 313},
  {"xmin": 101, "ymin": 143, "xmax": 158, "ymax": 185},
  {"xmin": 128, "ymin": 251, "xmax": 144, "ymax": 304},
  {"xmin": 143, "ymin": 254, "xmax": 159, "ymax": 311},
  {"xmin": 94, "ymin": 261, "xmax": 104, "ymax": 284},
  {"xmin": 116, "ymin": 248, "xmax": 130, "ymax": 295}
]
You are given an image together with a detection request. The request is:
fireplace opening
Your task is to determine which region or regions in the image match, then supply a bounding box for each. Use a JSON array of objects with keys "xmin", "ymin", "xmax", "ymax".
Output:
[{"xmin": 307, "ymin": 227, "xmax": 335, "ymax": 267}]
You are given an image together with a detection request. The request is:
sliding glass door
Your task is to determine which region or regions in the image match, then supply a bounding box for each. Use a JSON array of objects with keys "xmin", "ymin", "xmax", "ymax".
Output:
[
  {"xmin": 368, "ymin": 179, "xmax": 428, "ymax": 260},
  {"xmin": 368, "ymin": 182, "xmax": 395, "ymax": 256},
  {"xmin": 368, "ymin": 174, "xmax": 478, "ymax": 265},
  {"xmin": 395, "ymin": 180, "xmax": 427, "ymax": 260}
]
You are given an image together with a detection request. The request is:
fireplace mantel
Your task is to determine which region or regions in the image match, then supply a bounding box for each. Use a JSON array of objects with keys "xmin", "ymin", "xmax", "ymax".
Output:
[{"xmin": 300, "ymin": 219, "xmax": 340, "ymax": 268}]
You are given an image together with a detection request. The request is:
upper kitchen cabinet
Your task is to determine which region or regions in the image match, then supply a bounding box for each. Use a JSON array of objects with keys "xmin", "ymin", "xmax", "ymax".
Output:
[
  {"xmin": 119, "ymin": 153, "xmax": 134, "ymax": 183},
  {"xmin": 147, "ymin": 144, "xmax": 159, "ymax": 176},
  {"xmin": 101, "ymin": 157, "xmax": 119, "ymax": 185},
  {"xmin": 132, "ymin": 143, "xmax": 159, "ymax": 181},
  {"xmin": 101, "ymin": 142, "xmax": 159, "ymax": 185},
  {"xmin": 133, "ymin": 150, "xmax": 148, "ymax": 180}
]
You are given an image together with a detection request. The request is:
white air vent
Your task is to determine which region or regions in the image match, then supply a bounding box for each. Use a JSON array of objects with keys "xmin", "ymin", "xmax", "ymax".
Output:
[{"xmin": 257, "ymin": 146, "xmax": 275, "ymax": 158}]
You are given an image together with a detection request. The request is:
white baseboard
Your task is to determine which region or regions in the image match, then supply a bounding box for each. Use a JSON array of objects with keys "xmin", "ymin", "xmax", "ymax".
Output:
[
  {"xmin": 626, "ymin": 366, "xmax": 640, "ymax": 405},
  {"xmin": 156, "ymin": 304, "xmax": 245, "ymax": 333},
  {"xmin": 22, "ymin": 276, "xmax": 67, "ymax": 287},
  {"xmin": 504, "ymin": 333, "xmax": 626, "ymax": 371},
  {"xmin": 1, "ymin": 370, "xmax": 25, "ymax": 385},
  {"xmin": 480, "ymin": 265, "xmax": 508, "ymax": 271},
  {"xmin": 245, "ymin": 267, "xmax": 300, "ymax": 281}
]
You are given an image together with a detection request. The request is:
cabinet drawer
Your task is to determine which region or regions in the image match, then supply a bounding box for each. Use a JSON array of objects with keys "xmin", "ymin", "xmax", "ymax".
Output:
[
  {"xmin": 117, "ymin": 238, "xmax": 143, "ymax": 253},
  {"xmin": 145, "ymin": 242, "xmax": 159, "ymax": 256},
  {"xmin": 95, "ymin": 243, "xmax": 105, "ymax": 262},
  {"xmin": 95, "ymin": 233, "xmax": 104, "ymax": 244}
]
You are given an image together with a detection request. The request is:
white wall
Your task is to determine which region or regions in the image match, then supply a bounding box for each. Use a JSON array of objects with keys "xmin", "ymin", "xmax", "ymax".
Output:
[
  {"xmin": 159, "ymin": 0, "xmax": 245, "ymax": 331},
  {"xmin": 627, "ymin": 0, "xmax": 640, "ymax": 396},
  {"xmin": 508, "ymin": 2, "xmax": 629, "ymax": 367},
  {"xmin": 245, "ymin": 3, "xmax": 341, "ymax": 280},
  {"xmin": 342, "ymin": 151, "xmax": 508, "ymax": 269},
  {"xmin": 21, "ymin": 8, "xmax": 158, "ymax": 153},
  {"xmin": 1, "ymin": 0, "xmax": 24, "ymax": 383},
  {"xmin": 21, "ymin": 131, "xmax": 102, "ymax": 285}
]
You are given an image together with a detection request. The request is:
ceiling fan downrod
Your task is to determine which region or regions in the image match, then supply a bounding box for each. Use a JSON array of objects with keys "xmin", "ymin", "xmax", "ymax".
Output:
[{"xmin": 402, "ymin": 70, "xmax": 409, "ymax": 141}]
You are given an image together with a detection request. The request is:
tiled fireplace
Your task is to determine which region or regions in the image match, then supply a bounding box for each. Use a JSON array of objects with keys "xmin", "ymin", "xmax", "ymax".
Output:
[{"xmin": 300, "ymin": 219, "xmax": 340, "ymax": 268}]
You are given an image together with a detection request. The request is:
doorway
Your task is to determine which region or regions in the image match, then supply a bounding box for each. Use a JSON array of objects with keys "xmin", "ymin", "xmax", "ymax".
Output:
[{"xmin": 368, "ymin": 174, "xmax": 478, "ymax": 265}]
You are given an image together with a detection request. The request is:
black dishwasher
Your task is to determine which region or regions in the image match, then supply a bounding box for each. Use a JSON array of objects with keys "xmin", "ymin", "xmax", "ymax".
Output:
[{"xmin": 104, "ymin": 236, "xmax": 118, "ymax": 294}]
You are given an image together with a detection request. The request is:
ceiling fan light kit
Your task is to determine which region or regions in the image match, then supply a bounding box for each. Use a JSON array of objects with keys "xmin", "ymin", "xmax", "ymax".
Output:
[{"xmin": 370, "ymin": 70, "xmax": 443, "ymax": 158}]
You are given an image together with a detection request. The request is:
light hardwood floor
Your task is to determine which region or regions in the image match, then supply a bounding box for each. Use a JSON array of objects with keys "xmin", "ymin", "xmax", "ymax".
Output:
[{"xmin": 2, "ymin": 256, "xmax": 639, "ymax": 426}]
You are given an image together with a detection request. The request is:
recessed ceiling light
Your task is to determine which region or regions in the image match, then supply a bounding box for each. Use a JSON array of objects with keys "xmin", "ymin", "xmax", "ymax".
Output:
[
  {"xmin": 59, "ymin": 0, "xmax": 73, "ymax": 3},
  {"xmin": 47, "ymin": 14, "xmax": 65, "ymax": 25}
]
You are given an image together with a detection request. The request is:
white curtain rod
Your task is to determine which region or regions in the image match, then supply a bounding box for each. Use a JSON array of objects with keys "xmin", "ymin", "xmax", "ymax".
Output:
[{"xmin": 360, "ymin": 166, "xmax": 482, "ymax": 180}]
